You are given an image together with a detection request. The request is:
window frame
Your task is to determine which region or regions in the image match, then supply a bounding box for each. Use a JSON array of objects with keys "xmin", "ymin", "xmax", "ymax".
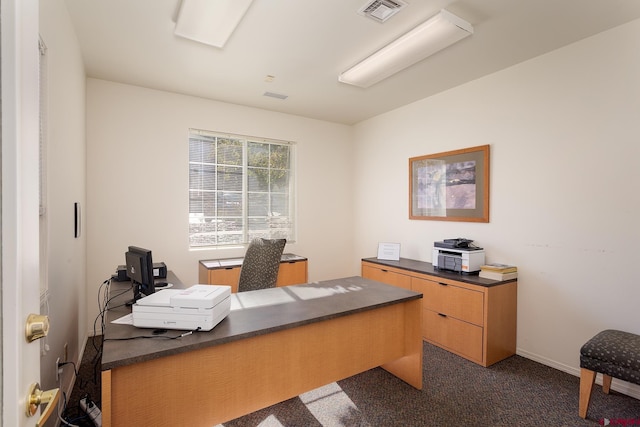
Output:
[{"xmin": 188, "ymin": 129, "xmax": 296, "ymax": 248}]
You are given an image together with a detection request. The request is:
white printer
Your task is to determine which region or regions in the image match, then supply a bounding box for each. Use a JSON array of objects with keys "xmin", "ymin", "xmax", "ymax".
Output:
[
  {"xmin": 432, "ymin": 239, "xmax": 485, "ymax": 273},
  {"xmin": 132, "ymin": 284, "xmax": 231, "ymax": 331}
]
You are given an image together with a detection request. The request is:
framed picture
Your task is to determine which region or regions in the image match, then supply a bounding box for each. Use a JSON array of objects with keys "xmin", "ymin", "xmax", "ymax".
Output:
[{"xmin": 409, "ymin": 145, "xmax": 489, "ymax": 222}]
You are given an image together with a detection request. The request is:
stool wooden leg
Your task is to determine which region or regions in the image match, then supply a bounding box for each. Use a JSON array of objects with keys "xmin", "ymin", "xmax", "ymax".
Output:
[
  {"xmin": 602, "ymin": 374, "xmax": 612, "ymax": 394},
  {"xmin": 580, "ymin": 368, "xmax": 597, "ymax": 419}
]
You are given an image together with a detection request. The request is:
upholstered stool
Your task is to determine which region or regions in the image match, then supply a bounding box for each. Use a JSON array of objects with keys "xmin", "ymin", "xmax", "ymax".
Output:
[{"xmin": 579, "ymin": 329, "xmax": 640, "ymax": 418}]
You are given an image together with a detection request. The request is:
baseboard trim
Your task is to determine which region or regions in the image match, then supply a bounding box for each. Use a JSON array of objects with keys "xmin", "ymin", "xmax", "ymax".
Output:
[{"xmin": 517, "ymin": 348, "xmax": 640, "ymax": 400}]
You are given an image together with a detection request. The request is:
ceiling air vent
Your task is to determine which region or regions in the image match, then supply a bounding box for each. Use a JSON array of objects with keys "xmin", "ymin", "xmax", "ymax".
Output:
[
  {"xmin": 263, "ymin": 91, "xmax": 288, "ymax": 100},
  {"xmin": 357, "ymin": 0, "xmax": 407, "ymax": 23}
]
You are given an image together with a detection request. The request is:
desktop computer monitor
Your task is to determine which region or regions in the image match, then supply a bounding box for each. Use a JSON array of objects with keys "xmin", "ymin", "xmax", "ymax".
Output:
[{"xmin": 125, "ymin": 246, "xmax": 155, "ymax": 304}]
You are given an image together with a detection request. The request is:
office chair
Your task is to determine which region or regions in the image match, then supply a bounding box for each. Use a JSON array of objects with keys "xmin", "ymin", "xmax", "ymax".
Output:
[{"xmin": 237, "ymin": 238, "xmax": 286, "ymax": 292}]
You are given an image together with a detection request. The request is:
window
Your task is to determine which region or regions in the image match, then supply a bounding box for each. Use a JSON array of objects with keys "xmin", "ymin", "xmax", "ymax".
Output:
[{"xmin": 189, "ymin": 129, "xmax": 296, "ymax": 247}]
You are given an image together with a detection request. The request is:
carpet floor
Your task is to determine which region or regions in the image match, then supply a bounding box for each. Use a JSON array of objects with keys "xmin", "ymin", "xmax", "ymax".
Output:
[{"xmin": 63, "ymin": 336, "xmax": 639, "ymax": 426}]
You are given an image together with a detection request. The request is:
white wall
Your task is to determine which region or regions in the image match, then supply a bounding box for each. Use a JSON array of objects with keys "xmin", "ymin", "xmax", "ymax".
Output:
[
  {"xmin": 353, "ymin": 19, "xmax": 640, "ymax": 393},
  {"xmin": 38, "ymin": 0, "xmax": 87, "ymax": 407},
  {"xmin": 85, "ymin": 80, "xmax": 354, "ymax": 330}
]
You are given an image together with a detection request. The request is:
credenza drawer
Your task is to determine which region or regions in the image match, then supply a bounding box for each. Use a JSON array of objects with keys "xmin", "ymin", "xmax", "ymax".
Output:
[
  {"xmin": 423, "ymin": 309, "xmax": 483, "ymax": 363},
  {"xmin": 208, "ymin": 267, "xmax": 241, "ymax": 290},
  {"xmin": 275, "ymin": 260, "xmax": 308, "ymax": 287},
  {"xmin": 362, "ymin": 264, "xmax": 411, "ymax": 290},
  {"xmin": 412, "ymin": 277, "xmax": 484, "ymax": 326}
]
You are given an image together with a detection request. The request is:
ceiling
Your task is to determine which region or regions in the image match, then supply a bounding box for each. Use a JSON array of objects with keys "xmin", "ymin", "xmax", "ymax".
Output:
[{"xmin": 64, "ymin": 0, "xmax": 640, "ymax": 125}]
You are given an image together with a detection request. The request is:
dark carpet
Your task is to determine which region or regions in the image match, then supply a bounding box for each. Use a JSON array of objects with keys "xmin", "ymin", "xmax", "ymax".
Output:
[{"xmin": 64, "ymin": 335, "xmax": 640, "ymax": 426}]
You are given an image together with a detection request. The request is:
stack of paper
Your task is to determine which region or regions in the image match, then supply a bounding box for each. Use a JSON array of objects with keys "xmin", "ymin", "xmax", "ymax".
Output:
[{"xmin": 479, "ymin": 263, "xmax": 518, "ymax": 281}]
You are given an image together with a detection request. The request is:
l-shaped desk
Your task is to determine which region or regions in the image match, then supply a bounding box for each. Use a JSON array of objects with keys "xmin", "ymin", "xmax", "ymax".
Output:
[{"xmin": 101, "ymin": 274, "xmax": 423, "ymax": 427}]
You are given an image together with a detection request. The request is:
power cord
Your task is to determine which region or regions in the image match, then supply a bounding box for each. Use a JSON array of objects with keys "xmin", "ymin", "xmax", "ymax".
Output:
[
  {"xmin": 58, "ymin": 277, "xmax": 114, "ymax": 427},
  {"xmin": 58, "ymin": 391, "xmax": 79, "ymax": 427},
  {"xmin": 57, "ymin": 363, "xmax": 80, "ymax": 427},
  {"xmin": 58, "ymin": 359, "xmax": 102, "ymax": 426},
  {"xmin": 103, "ymin": 326, "xmax": 202, "ymax": 341}
]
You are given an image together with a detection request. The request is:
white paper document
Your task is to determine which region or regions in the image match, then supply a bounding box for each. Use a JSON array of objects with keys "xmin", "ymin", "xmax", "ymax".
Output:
[
  {"xmin": 377, "ymin": 242, "xmax": 400, "ymax": 260},
  {"xmin": 111, "ymin": 313, "xmax": 134, "ymax": 325}
]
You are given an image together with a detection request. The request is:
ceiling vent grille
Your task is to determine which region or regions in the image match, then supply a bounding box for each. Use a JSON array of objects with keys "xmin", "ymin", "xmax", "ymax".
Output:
[
  {"xmin": 263, "ymin": 91, "xmax": 288, "ymax": 100},
  {"xmin": 358, "ymin": 0, "xmax": 407, "ymax": 23}
]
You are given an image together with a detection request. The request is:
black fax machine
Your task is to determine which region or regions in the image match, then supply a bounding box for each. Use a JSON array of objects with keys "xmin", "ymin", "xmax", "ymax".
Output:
[{"xmin": 432, "ymin": 239, "xmax": 485, "ymax": 274}]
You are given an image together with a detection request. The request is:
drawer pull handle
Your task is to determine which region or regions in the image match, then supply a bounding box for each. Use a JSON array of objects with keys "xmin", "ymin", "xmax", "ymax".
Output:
[
  {"xmin": 438, "ymin": 313, "xmax": 447, "ymax": 318},
  {"xmin": 381, "ymin": 269, "xmax": 388, "ymax": 272},
  {"xmin": 438, "ymin": 282, "xmax": 448, "ymax": 286}
]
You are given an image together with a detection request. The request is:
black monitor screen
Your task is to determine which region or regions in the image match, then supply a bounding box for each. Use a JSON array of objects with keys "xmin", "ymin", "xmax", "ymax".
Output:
[{"xmin": 125, "ymin": 246, "xmax": 155, "ymax": 303}]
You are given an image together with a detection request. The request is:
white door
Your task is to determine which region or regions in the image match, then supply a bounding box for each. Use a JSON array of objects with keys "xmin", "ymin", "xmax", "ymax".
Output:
[{"xmin": 2, "ymin": 0, "xmax": 43, "ymax": 426}]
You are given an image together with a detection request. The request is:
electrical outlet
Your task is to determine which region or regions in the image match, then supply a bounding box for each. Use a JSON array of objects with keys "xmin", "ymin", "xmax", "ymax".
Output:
[{"xmin": 55, "ymin": 357, "xmax": 61, "ymax": 381}]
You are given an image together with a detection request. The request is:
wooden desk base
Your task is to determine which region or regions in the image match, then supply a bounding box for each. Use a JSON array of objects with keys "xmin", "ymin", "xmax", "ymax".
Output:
[{"xmin": 102, "ymin": 299, "xmax": 422, "ymax": 427}]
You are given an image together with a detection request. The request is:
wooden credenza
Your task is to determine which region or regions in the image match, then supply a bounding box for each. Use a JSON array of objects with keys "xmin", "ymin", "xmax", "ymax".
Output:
[
  {"xmin": 362, "ymin": 257, "xmax": 517, "ymax": 367},
  {"xmin": 199, "ymin": 253, "xmax": 308, "ymax": 293}
]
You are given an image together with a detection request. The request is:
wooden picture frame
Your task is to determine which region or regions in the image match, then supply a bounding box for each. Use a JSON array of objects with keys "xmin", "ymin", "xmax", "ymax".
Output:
[{"xmin": 409, "ymin": 145, "xmax": 489, "ymax": 222}]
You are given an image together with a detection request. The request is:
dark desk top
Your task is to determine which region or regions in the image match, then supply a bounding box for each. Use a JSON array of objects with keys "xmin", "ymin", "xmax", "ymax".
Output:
[
  {"xmin": 362, "ymin": 257, "xmax": 516, "ymax": 287},
  {"xmin": 101, "ymin": 274, "xmax": 422, "ymax": 371}
]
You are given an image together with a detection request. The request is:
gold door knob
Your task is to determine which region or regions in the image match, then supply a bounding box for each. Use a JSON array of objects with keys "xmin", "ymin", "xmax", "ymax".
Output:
[
  {"xmin": 25, "ymin": 313, "xmax": 50, "ymax": 342},
  {"xmin": 26, "ymin": 382, "xmax": 59, "ymax": 427}
]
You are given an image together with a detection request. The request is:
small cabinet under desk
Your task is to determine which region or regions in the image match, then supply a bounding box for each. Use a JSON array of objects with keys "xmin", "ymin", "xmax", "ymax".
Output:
[
  {"xmin": 362, "ymin": 257, "xmax": 517, "ymax": 367},
  {"xmin": 199, "ymin": 253, "xmax": 308, "ymax": 293}
]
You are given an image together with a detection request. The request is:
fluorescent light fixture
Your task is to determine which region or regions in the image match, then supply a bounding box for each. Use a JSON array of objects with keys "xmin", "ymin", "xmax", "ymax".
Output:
[
  {"xmin": 339, "ymin": 9, "xmax": 473, "ymax": 88},
  {"xmin": 174, "ymin": 0, "xmax": 254, "ymax": 48}
]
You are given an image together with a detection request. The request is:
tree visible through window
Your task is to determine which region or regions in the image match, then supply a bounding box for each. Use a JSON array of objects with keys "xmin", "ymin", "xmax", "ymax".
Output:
[{"xmin": 189, "ymin": 129, "xmax": 295, "ymax": 247}]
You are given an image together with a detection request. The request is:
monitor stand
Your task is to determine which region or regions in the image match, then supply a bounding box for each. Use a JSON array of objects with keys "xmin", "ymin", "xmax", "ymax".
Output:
[{"xmin": 125, "ymin": 283, "xmax": 143, "ymax": 307}]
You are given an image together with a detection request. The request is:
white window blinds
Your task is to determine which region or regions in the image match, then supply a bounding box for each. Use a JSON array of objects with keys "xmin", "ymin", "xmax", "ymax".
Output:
[{"xmin": 188, "ymin": 129, "xmax": 295, "ymax": 247}]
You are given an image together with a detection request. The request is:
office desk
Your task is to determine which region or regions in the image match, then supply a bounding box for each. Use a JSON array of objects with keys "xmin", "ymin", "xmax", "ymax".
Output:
[{"xmin": 101, "ymin": 275, "xmax": 422, "ymax": 427}]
